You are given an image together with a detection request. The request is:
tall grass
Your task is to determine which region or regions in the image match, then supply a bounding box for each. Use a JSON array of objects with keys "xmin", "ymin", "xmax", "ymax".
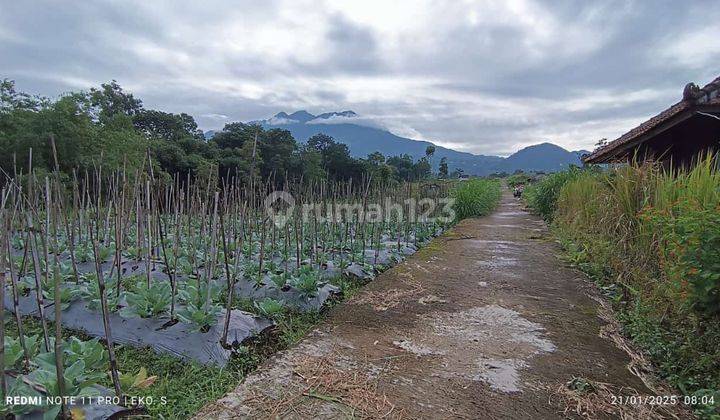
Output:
[
  {"xmin": 524, "ymin": 168, "xmax": 583, "ymax": 221},
  {"xmin": 530, "ymin": 154, "xmax": 720, "ymax": 418},
  {"xmin": 506, "ymin": 173, "xmax": 533, "ymax": 187},
  {"xmin": 451, "ymin": 179, "xmax": 501, "ymax": 220}
]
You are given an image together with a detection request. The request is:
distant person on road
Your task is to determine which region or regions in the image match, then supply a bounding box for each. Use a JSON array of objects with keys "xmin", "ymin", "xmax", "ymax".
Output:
[{"xmin": 513, "ymin": 184, "xmax": 524, "ymax": 198}]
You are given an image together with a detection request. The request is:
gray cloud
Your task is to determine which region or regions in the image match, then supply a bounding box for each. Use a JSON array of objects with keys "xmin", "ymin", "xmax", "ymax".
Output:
[
  {"xmin": 1, "ymin": 0, "xmax": 719, "ymax": 155},
  {"xmin": 324, "ymin": 14, "xmax": 383, "ymax": 74}
]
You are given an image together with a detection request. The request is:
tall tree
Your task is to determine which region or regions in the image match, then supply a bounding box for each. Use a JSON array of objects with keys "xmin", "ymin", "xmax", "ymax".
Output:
[
  {"xmin": 89, "ymin": 80, "xmax": 143, "ymax": 123},
  {"xmin": 257, "ymin": 128, "xmax": 298, "ymax": 180},
  {"xmin": 134, "ymin": 110, "xmax": 203, "ymax": 141},
  {"xmin": 425, "ymin": 145, "xmax": 435, "ymax": 159},
  {"xmin": 300, "ymin": 147, "xmax": 326, "ymax": 182},
  {"xmin": 439, "ymin": 157, "xmax": 449, "ymax": 178}
]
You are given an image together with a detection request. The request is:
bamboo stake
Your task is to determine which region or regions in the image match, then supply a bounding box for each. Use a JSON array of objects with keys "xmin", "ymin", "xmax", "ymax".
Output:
[
  {"xmin": 51, "ymin": 219, "xmax": 67, "ymax": 418},
  {"xmin": 169, "ymin": 188, "xmax": 183, "ymax": 319},
  {"xmin": 89, "ymin": 226, "xmax": 122, "ymax": 398},
  {"xmin": 205, "ymin": 192, "xmax": 219, "ymax": 310},
  {"xmin": 156, "ymin": 204, "xmax": 175, "ymax": 320},
  {"xmin": 0, "ymin": 190, "xmax": 7, "ymax": 398},
  {"xmin": 219, "ymin": 208, "xmax": 235, "ymax": 347},
  {"xmin": 257, "ymin": 217, "xmax": 267, "ymax": 289},
  {"xmin": 145, "ymin": 180, "xmax": 152, "ymax": 287},
  {"xmin": 26, "ymin": 212, "xmax": 50, "ymax": 351},
  {"xmin": 48, "ymin": 135, "xmax": 81, "ymax": 284},
  {"xmin": 5, "ymin": 225, "xmax": 31, "ymax": 369}
]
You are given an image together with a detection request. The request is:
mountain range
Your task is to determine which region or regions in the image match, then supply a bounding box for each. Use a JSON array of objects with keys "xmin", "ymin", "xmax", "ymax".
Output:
[{"xmin": 206, "ymin": 110, "xmax": 588, "ymax": 175}]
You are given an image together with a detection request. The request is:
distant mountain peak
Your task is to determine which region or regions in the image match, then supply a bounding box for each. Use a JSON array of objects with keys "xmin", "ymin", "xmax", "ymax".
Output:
[
  {"xmin": 314, "ymin": 110, "xmax": 358, "ymax": 120},
  {"xmin": 252, "ymin": 111, "xmax": 583, "ymax": 175},
  {"xmin": 497, "ymin": 142, "xmax": 584, "ymax": 172},
  {"xmin": 518, "ymin": 142, "xmax": 562, "ymax": 151},
  {"xmin": 267, "ymin": 110, "xmax": 316, "ymax": 125},
  {"xmin": 268, "ymin": 110, "xmax": 359, "ymax": 126},
  {"xmin": 515, "ymin": 142, "xmax": 590, "ymax": 157},
  {"xmin": 286, "ymin": 110, "xmax": 316, "ymax": 123}
]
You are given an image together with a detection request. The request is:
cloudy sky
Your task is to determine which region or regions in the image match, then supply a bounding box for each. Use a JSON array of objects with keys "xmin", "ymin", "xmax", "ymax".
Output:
[{"xmin": 1, "ymin": 0, "xmax": 719, "ymax": 155}]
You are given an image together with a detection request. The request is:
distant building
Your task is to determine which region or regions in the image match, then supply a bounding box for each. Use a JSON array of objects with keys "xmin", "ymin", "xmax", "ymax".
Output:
[{"xmin": 583, "ymin": 76, "xmax": 720, "ymax": 167}]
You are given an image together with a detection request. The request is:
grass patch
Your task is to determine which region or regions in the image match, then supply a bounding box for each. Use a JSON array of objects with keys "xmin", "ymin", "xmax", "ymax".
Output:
[
  {"xmin": 523, "ymin": 168, "xmax": 583, "ymax": 221},
  {"xmin": 451, "ymin": 178, "xmax": 501, "ymax": 220},
  {"xmin": 112, "ymin": 347, "xmax": 241, "ymax": 418}
]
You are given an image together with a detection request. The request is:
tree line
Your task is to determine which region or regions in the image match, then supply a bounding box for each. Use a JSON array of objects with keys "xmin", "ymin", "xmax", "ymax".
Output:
[{"xmin": 1, "ymin": 79, "xmax": 448, "ymax": 186}]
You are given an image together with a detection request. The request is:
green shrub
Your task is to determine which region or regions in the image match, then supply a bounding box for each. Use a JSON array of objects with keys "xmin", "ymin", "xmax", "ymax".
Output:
[
  {"xmin": 524, "ymin": 168, "xmax": 582, "ymax": 221},
  {"xmin": 645, "ymin": 203, "xmax": 720, "ymax": 316},
  {"xmin": 507, "ymin": 172, "xmax": 533, "ymax": 187},
  {"xmin": 451, "ymin": 179, "xmax": 501, "ymax": 220},
  {"xmin": 550, "ymin": 154, "xmax": 720, "ymax": 417}
]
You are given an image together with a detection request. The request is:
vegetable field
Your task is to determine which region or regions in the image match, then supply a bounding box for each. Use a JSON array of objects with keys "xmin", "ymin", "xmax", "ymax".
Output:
[{"xmin": 0, "ymin": 148, "xmax": 458, "ymax": 418}]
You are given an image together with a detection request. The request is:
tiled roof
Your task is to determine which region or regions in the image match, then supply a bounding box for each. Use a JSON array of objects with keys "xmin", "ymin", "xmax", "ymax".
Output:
[{"xmin": 584, "ymin": 76, "xmax": 720, "ymax": 163}]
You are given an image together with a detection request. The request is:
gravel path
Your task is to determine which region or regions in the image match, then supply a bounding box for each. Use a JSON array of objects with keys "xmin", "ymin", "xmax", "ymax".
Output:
[{"xmin": 195, "ymin": 190, "xmax": 660, "ymax": 419}]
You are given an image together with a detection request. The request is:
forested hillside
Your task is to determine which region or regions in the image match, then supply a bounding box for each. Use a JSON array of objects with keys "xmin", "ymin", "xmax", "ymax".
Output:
[
  {"xmin": 244, "ymin": 111, "xmax": 584, "ymax": 175},
  {"xmin": 0, "ymin": 80, "xmax": 437, "ymax": 185}
]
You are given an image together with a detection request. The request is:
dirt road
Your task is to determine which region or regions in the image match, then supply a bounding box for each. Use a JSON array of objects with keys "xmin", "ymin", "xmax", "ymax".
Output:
[{"xmin": 196, "ymin": 191, "xmax": 653, "ymax": 419}]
